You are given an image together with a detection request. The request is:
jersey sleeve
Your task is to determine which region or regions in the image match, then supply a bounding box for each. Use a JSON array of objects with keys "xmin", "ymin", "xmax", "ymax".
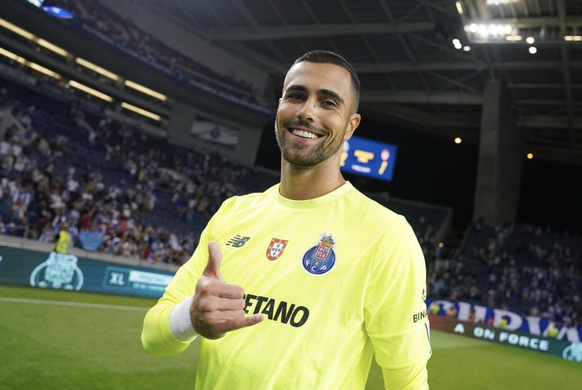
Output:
[
  {"xmin": 381, "ymin": 362, "xmax": 428, "ymax": 390},
  {"xmin": 364, "ymin": 215, "xmax": 432, "ymax": 377},
  {"xmin": 141, "ymin": 222, "xmax": 213, "ymax": 356}
]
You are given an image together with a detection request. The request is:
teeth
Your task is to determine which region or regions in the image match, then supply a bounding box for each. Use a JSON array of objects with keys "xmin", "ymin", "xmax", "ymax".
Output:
[{"xmin": 291, "ymin": 129, "xmax": 319, "ymax": 139}]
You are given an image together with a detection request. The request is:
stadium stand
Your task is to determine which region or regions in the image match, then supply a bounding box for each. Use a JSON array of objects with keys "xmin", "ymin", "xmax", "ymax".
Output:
[
  {"xmin": 0, "ymin": 76, "xmax": 276, "ymax": 264},
  {"xmin": 0, "ymin": 70, "xmax": 452, "ymax": 269},
  {"xmin": 428, "ymin": 221, "xmax": 582, "ymax": 329},
  {"xmin": 366, "ymin": 191, "xmax": 451, "ymax": 244},
  {"xmin": 46, "ymin": 0, "xmax": 262, "ymax": 107}
]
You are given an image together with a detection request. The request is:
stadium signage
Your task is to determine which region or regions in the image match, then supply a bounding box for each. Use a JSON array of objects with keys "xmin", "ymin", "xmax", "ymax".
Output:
[
  {"xmin": 427, "ymin": 298, "xmax": 582, "ymax": 342},
  {"xmin": 103, "ymin": 266, "xmax": 173, "ymax": 294},
  {"xmin": 453, "ymin": 323, "xmax": 550, "ymax": 351},
  {"xmin": 431, "ymin": 316, "xmax": 582, "ymax": 363},
  {"xmin": 0, "ymin": 245, "xmax": 174, "ymax": 299},
  {"xmin": 30, "ymin": 252, "xmax": 84, "ymax": 291}
]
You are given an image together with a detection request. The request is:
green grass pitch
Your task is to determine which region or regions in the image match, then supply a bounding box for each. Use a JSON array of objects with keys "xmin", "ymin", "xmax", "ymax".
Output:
[{"xmin": 1, "ymin": 285, "xmax": 581, "ymax": 390}]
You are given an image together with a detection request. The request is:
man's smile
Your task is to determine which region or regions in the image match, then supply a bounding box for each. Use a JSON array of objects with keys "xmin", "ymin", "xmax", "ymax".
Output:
[{"xmin": 286, "ymin": 126, "xmax": 324, "ymax": 140}]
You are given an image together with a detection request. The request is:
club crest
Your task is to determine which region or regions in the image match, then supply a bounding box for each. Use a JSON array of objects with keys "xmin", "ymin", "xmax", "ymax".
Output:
[
  {"xmin": 302, "ymin": 233, "xmax": 336, "ymax": 275},
  {"xmin": 30, "ymin": 252, "xmax": 84, "ymax": 291},
  {"xmin": 266, "ymin": 238, "xmax": 289, "ymax": 261}
]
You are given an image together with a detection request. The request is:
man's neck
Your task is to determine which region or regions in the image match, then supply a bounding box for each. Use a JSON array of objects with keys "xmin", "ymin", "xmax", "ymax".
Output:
[{"xmin": 279, "ymin": 157, "xmax": 346, "ymax": 200}]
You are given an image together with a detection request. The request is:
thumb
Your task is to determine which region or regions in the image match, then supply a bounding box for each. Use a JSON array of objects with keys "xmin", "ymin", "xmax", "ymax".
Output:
[{"xmin": 203, "ymin": 241, "xmax": 224, "ymax": 282}]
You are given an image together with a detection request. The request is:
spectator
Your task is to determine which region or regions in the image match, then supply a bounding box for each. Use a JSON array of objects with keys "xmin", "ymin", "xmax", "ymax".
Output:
[{"xmin": 54, "ymin": 222, "xmax": 71, "ymax": 254}]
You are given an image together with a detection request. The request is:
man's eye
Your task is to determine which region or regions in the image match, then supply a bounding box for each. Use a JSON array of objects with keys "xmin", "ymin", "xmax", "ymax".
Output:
[
  {"xmin": 287, "ymin": 94, "xmax": 303, "ymax": 100},
  {"xmin": 322, "ymin": 100, "xmax": 337, "ymax": 107}
]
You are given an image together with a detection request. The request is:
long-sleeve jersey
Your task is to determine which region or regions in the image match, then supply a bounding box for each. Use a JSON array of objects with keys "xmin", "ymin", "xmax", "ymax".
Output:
[{"xmin": 142, "ymin": 182, "xmax": 431, "ymax": 389}]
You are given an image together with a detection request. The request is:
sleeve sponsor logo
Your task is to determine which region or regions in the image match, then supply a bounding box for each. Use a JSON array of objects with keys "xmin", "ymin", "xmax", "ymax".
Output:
[{"xmin": 413, "ymin": 310, "xmax": 428, "ymax": 323}]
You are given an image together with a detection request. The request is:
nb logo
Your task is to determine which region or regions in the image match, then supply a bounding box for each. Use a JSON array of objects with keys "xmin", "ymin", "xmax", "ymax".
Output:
[{"xmin": 226, "ymin": 235, "xmax": 251, "ymax": 248}]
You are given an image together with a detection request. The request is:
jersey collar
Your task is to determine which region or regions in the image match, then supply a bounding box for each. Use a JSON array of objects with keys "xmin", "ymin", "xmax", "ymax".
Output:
[{"xmin": 275, "ymin": 181, "xmax": 353, "ymax": 209}]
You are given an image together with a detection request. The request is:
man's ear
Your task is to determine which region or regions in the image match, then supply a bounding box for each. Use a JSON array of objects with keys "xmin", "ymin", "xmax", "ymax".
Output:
[{"xmin": 344, "ymin": 113, "xmax": 361, "ymax": 141}]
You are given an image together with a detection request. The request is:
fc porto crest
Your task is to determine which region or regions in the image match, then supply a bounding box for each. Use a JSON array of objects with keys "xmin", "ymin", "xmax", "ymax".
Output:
[
  {"xmin": 266, "ymin": 238, "xmax": 289, "ymax": 261},
  {"xmin": 302, "ymin": 233, "xmax": 336, "ymax": 275}
]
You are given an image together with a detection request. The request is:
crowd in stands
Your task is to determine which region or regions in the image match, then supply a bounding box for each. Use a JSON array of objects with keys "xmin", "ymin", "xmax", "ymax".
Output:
[
  {"xmin": 49, "ymin": 0, "xmax": 261, "ymax": 105},
  {"xmin": 86, "ymin": 111, "xmax": 255, "ymax": 220},
  {"xmin": 0, "ymin": 81, "xmax": 274, "ymax": 265},
  {"xmin": 428, "ymin": 221, "xmax": 582, "ymax": 329}
]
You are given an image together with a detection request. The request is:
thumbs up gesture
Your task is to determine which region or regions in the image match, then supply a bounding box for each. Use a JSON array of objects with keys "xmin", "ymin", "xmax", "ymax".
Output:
[{"xmin": 190, "ymin": 242, "xmax": 264, "ymax": 339}]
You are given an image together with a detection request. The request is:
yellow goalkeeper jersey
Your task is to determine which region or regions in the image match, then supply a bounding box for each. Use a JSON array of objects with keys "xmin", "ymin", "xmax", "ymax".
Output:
[{"xmin": 142, "ymin": 182, "xmax": 431, "ymax": 389}]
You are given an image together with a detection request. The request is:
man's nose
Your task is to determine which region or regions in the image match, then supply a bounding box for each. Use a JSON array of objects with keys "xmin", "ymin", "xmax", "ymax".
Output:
[{"xmin": 297, "ymin": 99, "xmax": 316, "ymax": 122}]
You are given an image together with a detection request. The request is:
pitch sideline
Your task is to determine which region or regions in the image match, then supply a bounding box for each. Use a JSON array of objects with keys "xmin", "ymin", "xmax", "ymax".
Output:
[{"xmin": 0, "ymin": 296, "xmax": 149, "ymax": 311}]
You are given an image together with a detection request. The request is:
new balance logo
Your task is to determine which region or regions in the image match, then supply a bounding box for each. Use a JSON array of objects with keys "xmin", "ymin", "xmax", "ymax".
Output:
[{"xmin": 226, "ymin": 235, "xmax": 251, "ymax": 248}]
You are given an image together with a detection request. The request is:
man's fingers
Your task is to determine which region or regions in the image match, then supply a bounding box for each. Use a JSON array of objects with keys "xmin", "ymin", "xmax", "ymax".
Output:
[
  {"xmin": 199, "ymin": 296, "xmax": 246, "ymax": 312},
  {"xmin": 202, "ymin": 310, "xmax": 246, "ymax": 323},
  {"xmin": 193, "ymin": 244, "xmax": 261, "ymax": 340},
  {"xmin": 214, "ymin": 314, "xmax": 264, "ymax": 334},
  {"xmin": 198, "ymin": 280, "xmax": 244, "ymax": 299},
  {"xmin": 203, "ymin": 241, "xmax": 224, "ymax": 281}
]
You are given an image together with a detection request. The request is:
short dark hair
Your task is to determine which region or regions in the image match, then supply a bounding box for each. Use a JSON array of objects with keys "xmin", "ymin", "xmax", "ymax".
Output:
[{"xmin": 294, "ymin": 50, "xmax": 360, "ymax": 112}]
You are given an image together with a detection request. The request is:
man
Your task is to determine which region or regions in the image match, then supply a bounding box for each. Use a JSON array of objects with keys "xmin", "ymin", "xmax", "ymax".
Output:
[{"xmin": 142, "ymin": 50, "xmax": 431, "ymax": 389}]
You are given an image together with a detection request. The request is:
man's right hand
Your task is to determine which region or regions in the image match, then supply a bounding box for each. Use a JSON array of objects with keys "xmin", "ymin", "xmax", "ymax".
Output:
[{"xmin": 190, "ymin": 241, "xmax": 264, "ymax": 340}]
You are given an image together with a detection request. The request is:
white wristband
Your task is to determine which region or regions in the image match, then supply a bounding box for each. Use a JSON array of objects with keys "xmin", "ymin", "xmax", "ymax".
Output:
[{"xmin": 169, "ymin": 295, "xmax": 198, "ymax": 342}]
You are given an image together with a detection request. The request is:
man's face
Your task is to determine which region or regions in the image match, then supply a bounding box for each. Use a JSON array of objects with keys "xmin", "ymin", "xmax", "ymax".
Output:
[{"xmin": 275, "ymin": 61, "xmax": 360, "ymax": 168}]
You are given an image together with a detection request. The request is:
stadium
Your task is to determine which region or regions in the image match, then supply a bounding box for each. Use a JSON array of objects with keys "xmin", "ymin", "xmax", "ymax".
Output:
[{"xmin": 0, "ymin": 0, "xmax": 581, "ymax": 389}]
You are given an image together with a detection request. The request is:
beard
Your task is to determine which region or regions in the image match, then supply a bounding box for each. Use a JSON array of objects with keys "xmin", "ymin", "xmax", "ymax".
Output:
[{"xmin": 275, "ymin": 119, "xmax": 345, "ymax": 167}]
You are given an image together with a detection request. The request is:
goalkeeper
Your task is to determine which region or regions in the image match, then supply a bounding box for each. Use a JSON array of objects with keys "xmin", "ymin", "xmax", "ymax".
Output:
[{"xmin": 142, "ymin": 50, "xmax": 431, "ymax": 389}]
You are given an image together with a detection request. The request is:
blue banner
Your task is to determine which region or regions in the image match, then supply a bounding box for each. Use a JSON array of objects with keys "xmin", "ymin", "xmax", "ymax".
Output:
[
  {"xmin": 79, "ymin": 231, "xmax": 104, "ymax": 252},
  {"xmin": 430, "ymin": 315, "xmax": 582, "ymax": 364},
  {"xmin": 427, "ymin": 297, "xmax": 582, "ymax": 343},
  {"xmin": 0, "ymin": 246, "xmax": 174, "ymax": 299}
]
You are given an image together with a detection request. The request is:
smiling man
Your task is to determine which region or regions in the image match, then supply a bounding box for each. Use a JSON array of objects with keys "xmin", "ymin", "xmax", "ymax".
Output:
[{"xmin": 142, "ymin": 50, "xmax": 431, "ymax": 390}]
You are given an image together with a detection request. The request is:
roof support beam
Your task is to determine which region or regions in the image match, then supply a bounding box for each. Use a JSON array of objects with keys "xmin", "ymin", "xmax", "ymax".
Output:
[
  {"xmin": 430, "ymin": 71, "xmax": 481, "ymax": 94},
  {"xmin": 519, "ymin": 116, "xmax": 582, "ymax": 129},
  {"xmin": 525, "ymin": 145, "xmax": 582, "ymax": 167},
  {"xmin": 217, "ymin": 42, "xmax": 288, "ymax": 74},
  {"xmin": 361, "ymin": 90, "xmax": 483, "ymax": 105},
  {"xmin": 231, "ymin": 0, "xmax": 288, "ymax": 64},
  {"xmin": 201, "ymin": 0, "xmax": 228, "ymax": 28},
  {"xmin": 509, "ymin": 83, "xmax": 582, "ymax": 89},
  {"xmin": 484, "ymin": 16, "xmax": 582, "ymax": 29},
  {"xmin": 354, "ymin": 62, "xmax": 484, "ymax": 73},
  {"xmin": 413, "ymin": 0, "xmax": 452, "ymax": 15},
  {"xmin": 378, "ymin": 0, "xmax": 430, "ymax": 92},
  {"xmin": 207, "ymin": 22, "xmax": 435, "ymax": 41},
  {"xmin": 557, "ymin": 0, "xmax": 576, "ymax": 148},
  {"xmin": 353, "ymin": 60, "xmax": 582, "ymax": 73}
]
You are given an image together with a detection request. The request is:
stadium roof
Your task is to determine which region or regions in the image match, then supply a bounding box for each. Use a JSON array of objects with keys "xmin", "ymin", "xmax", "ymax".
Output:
[{"xmin": 155, "ymin": 0, "xmax": 582, "ymax": 165}]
